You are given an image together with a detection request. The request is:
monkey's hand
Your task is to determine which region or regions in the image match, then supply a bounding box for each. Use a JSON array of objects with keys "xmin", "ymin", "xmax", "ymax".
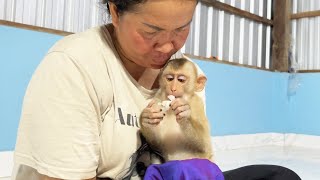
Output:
[
  {"xmin": 158, "ymin": 95, "xmax": 175, "ymax": 112},
  {"xmin": 170, "ymin": 97, "xmax": 191, "ymax": 121},
  {"xmin": 140, "ymin": 99, "xmax": 165, "ymax": 125}
]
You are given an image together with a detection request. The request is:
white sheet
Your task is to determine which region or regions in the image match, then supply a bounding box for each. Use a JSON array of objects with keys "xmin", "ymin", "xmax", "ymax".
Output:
[
  {"xmin": 2, "ymin": 133, "xmax": 319, "ymax": 179},
  {"xmin": 213, "ymin": 133, "xmax": 320, "ymax": 180}
]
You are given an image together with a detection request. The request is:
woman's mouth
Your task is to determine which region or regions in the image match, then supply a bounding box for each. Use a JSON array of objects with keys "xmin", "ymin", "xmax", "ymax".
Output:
[{"xmin": 153, "ymin": 54, "xmax": 171, "ymax": 65}]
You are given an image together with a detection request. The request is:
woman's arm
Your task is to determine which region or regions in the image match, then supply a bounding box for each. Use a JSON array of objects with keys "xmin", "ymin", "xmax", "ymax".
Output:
[{"xmin": 14, "ymin": 52, "xmax": 104, "ymax": 179}]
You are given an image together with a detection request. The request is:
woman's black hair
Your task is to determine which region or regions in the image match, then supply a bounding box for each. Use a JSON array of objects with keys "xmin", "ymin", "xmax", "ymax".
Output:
[
  {"xmin": 101, "ymin": 0, "xmax": 147, "ymax": 15},
  {"xmin": 101, "ymin": 0, "xmax": 199, "ymax": 15}
]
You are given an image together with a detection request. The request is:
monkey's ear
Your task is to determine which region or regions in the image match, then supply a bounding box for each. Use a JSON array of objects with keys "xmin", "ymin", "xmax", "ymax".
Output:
[{"xmin": 195, "ymin": 75, "xmax": 207, "ymax": 92}]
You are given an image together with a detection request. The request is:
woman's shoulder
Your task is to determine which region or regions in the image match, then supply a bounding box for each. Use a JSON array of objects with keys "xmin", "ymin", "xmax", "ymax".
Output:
[
  {"xmin": 43, "ymin": 25, "xmax": 117, "ymax": 75},
  {"xmin": 48, "ymin": 26, "xmax": 111, "ymax": 55}
]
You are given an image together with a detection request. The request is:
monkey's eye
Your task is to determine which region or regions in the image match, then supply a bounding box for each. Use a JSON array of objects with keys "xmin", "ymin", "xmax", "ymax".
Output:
[
  {"xmin": 165, "ymin": 75, "xmax": 174, "ymax": 81},
  {"xmin": 177, "ymin": 76, "xmax": 186, "ymax": 83}
]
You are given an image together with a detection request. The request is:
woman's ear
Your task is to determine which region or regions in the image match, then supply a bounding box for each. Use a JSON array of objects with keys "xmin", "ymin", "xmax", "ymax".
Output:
[{"xmin": 108, "ymin": 2, "xmax": 120, "ymax": 27}]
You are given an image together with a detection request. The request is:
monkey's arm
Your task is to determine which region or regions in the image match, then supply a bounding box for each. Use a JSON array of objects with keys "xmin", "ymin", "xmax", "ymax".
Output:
[
  {"xmin": 139, "ymin": 119, "xmax": 161, "ymax": 150},
  {"xmin": 139, "ymin": 99, "xmax": 164, "ymax": 150},
  {"xmin": 178, "ymin": 95, "xmax": 212, "ymax": 154}
]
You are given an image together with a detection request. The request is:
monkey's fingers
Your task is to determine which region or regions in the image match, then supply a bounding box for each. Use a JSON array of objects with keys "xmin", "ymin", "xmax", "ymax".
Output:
[
  {"xmin": 147, "ymin": 118, "xmax": 162, "ymax": 125},
  {"xmin": 172, "ymin": 102, "xmax": 190, "ymax": 114},
  {"xmin": 142, "ymin": 103, "xmax": 162, "ymax": 115},
  {"xmin": 150, "ymin": 105, "xmax": 163, "ymax": 113},
  {"xmin": 147, "ymin": 99, "xmax": 157, "ymax": 107},
  {"xmin": 176, "ymin": 109, "xmax": 191, "ymax": 121},
  {"xmin": 147, "ymin": 111, "xmax": 165, "ymax": 119},
  {"xmin": 141, "ymin": 116, "xmax": 162, "ymax": 125},
  {"xmin": 170, "ymin": 98, "xmax": 188, "ymax": 110},
  {"xmin": 140, "ymin": 111, "xmax": 165, "ymax": 125},
  {"xmin": 172, "ymin": 104, "xmax": 191, "ymax": 120},
  {"xmin": 140, "ymin": 104, "xmax": 162, "ymax": 118},
  {"xmin": 176, "ymin": 105, "xmax": 191, "ymax": 121}
]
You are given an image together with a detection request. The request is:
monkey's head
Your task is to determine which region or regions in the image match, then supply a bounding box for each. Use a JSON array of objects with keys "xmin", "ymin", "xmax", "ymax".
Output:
[{"xmin": 159, "ymin": 58, "xmax": 207, "ymax": 98}]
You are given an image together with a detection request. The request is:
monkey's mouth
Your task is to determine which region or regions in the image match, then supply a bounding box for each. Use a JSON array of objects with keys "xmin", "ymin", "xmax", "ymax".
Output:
[{"xmin": 167, "ymin": 93, "xmax": 182, "ymax": 98}]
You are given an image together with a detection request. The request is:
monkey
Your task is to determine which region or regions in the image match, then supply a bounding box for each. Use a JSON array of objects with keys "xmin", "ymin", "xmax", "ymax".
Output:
[{"xmin": 139, "ymin": 58, "xmax": 213, "ymax": 162}]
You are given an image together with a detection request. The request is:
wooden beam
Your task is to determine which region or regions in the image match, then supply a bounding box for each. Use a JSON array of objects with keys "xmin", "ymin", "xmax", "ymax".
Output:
[
  {"xmin": 271, "ymin": 0, "xmax": 291, "ymax": 72},
  {"xmin": 291, "ymin": 10, "xmax": 320, "ymax": 20},
  {"xmin": 298, "ymin": 70, "xmax": 320, "ymax": 73},
  {"xmin": 184, "ymin": 53, "xmax": 274, "ymax": 72},
  {"xmin": 0, "ymin": 20, "xmax": 72, "ymax": 36},
  {"xmin": 200, "ymin": 0, "xmax": 273, "ymax": 26}
]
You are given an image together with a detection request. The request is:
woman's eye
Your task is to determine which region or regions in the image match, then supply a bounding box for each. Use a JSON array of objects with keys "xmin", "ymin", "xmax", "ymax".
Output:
[
  {"xmin": 146, "ymin": 31, "xmax": 157, "ymax": 34},
  {"xmin": 144, "ymin": 31, "xmax": 158, "ymax": 37},
  {"xmin": 140, "ymin": 30, "xmax": 158, "ymax": 39},
  {"xmin": 176, "ymin": 25, "xmax": 189, "ymax": 33},
  {"xmin": 176, "ymin": 28, "xmax": 186, "ymax": 33}
]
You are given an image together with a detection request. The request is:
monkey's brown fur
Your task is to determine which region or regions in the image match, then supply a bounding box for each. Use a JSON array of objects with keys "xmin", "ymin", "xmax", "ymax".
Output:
[{"xmin": 140, "ymin": 58, "xmax": 213, "ymax": 162}]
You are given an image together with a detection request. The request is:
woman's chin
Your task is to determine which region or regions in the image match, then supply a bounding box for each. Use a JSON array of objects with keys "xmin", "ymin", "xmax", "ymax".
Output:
[
  {"xmin": 151, "ymin": 59, "xmax": 171, "ymax": 69},
  {"xmin": 150, "ymin": 63, "xmax": 166, "ymax": 69}
]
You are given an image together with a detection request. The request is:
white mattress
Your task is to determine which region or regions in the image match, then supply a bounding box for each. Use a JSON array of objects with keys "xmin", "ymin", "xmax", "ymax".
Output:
[
  {"xmin": 213, "ymin": 133, "xmax": 320, "ymax": 180},
  {"xmin": 1, "ymin": 133, "xmax": 319, "ymax": 179},
  {"xmin": 215, "ymin": 146, "xmax": 320, "ymax": 180}
]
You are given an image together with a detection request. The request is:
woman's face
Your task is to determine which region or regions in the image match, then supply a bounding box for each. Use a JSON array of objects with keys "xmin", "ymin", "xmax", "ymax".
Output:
[{"xmin": 111, "ymin": 0, "xmax": 197, "ymax": 69}]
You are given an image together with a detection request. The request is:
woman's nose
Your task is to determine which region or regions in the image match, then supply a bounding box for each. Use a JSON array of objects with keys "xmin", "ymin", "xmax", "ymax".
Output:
[{"xmin": 154, "ymin": 42, "xmax": 174, "ymax": 53}]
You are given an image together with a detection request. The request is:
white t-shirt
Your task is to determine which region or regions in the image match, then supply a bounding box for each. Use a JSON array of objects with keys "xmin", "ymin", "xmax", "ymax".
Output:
[{"xmin": 12, "ymin": 25, "xmax": 205, "ymax": 180}]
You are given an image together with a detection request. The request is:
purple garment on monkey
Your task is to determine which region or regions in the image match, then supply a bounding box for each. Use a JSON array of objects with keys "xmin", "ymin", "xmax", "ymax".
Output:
[{"xmin": 144, "ymin": 158, "xmax": 224, "ymax": 180}]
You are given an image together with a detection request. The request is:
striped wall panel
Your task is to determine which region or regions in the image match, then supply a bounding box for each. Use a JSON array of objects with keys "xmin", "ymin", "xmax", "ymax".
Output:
[
  {"xmin": 183, "ymin": 0, "xmax": 272, "ymax": 69},
  {"xmin": 291, "ymin": 0, "xmax": 320, "ymax": 70},
  {"xmin": 0, "ymin": 0, "xmax": 108, "ymax": 32},
  {"xmin": 0, "ymin": 0, "xmax": 273, "ymax": 69}
]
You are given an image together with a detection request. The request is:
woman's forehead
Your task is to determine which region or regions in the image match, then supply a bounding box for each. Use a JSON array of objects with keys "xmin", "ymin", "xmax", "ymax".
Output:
[{"xmin": 129, "ymin": 1, "xmax": 196, "ymax": 30}]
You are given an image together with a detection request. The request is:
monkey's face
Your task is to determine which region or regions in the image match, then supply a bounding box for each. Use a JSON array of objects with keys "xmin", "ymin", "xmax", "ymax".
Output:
[
  {"xmin": 160, "ymin": 63, "xmax": 196, "ymax": 98},
  {"xmin": 159, "ymin": 59, "xmax": 206, "ymax": 99},
  {"xmin": 162, "ymin": 73, "xmax": 189, "ymax": 97}
]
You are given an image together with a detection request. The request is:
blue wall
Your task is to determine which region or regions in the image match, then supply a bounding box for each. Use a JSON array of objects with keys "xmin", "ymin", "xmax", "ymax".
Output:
[
  {"xmin": 194, "ymin": 61, "xmax": 278, "ymax": 136},
  {"xmin": 287, "ymin": 73, "xmax": 320, "ymax": 135},
  {"xmin": 1, "ymin": 25, "xmax": 320, "ymax": 151},
  {"xmin": 0, "ymin": 25, "xmax": 62, "ymax": 151}
]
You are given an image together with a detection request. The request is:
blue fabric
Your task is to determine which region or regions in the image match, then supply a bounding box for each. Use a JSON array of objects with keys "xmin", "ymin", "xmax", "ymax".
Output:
[{"xmin": 144, "ymin": 158, "xmax": 224, "ymax": 180}]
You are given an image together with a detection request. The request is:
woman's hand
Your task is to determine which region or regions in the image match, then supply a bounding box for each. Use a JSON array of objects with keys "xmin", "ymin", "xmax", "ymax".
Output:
[
  {"xmin": 140, "ymin": 99, "xmax": 165, "ymax": 126},
  {"xmin": 170, "ymin": 97, "xmax": 191, "ymax": 121}
]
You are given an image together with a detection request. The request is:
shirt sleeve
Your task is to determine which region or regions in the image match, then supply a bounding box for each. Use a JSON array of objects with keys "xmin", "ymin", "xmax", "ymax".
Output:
[{"xmin": 14, "ymin": 52, "xmax": 103, "ymax": 179}]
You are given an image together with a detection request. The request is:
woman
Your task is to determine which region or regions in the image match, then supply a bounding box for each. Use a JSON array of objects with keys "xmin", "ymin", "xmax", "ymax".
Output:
[
  {"xmin": 13, "ymin": 0, "xmax": 199, "ymax": 179},
  {"xmin": 12, "ymin": 0, "xmax": 300, "ymax": 179}
]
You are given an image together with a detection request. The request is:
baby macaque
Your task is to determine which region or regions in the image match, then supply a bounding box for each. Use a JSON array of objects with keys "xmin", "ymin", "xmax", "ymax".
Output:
[{"xmin": 140, "ymin": 58, "xmax": 213, "ymax": 162}]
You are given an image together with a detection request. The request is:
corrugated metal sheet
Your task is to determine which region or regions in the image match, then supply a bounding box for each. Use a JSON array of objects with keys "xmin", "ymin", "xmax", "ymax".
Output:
[
  {"xmin": 0, "ymin": 0, "xmax": 107, "ymax": 32},
  {"xmin": 291, "ymin": 0, "xmax": 320, "ymax": 70},
  {"xmin": 183, "ymin": 0, "xmax": 272, "ymax": 69},
  {"xmin": 0, "ymin": 0, "xmax": 273, "ymax": 69}
]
